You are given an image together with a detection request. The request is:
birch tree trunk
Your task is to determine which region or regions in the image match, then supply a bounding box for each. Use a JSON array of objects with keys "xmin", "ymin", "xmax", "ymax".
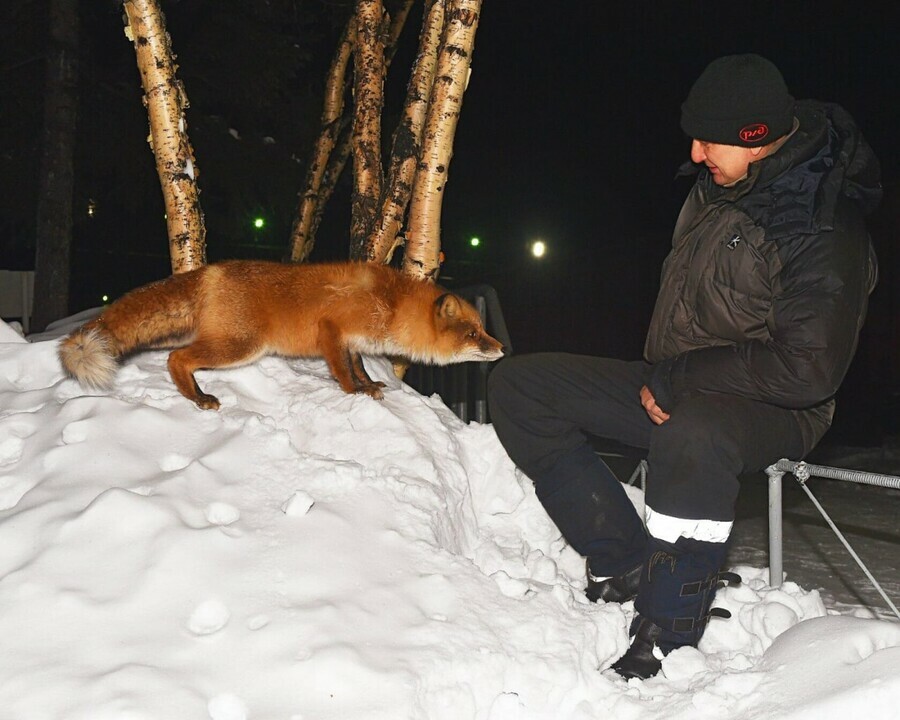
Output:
[
  {"xmin": 31, "ymin": 0, "xmax": 78, "ymax": 332},
  {"xmin": 123, "ymin": 0, "xmax": 206, "ymax": 274},
  {"xmin": 402, "ymin": 0, "xmax": 481, "ymax": 281},
  {"xmin": 288, "ymin": 19, "xmax": 355, "ymax": 263},
  {"xmin": 289, "ymin": 0, "xmax": 414, "ymax": 263},
  {"xmin": 348, "ymin": 0, "xmax": 386, "ymax": 261},
  {"xmin": 365, "ymin": 0, "xmax": 445, "ymax": 265}
]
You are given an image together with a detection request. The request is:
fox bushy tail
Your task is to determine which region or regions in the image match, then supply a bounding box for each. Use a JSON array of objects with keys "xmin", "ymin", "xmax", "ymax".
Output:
[
  {"xmin": 58, "ymin": 324, "xmax": 119, "ymax": 389},
  {"xmin": 58, "ymin": 269, "xmax": 202, "ymax": 389}
]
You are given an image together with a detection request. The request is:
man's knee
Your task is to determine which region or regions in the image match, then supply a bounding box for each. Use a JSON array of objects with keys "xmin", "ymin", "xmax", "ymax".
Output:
[
  {"xmin": 486, "ymin": 355, "xmax": 519, "ymax": 401},
  {"xmin": 487, "ymin": 355, "xmax": 541, "ymax": 444},
  {"xmin": 488, "ymin": 353, "xmax": 557, "ymax": 410},
  {"xmin": 487, "ymin": 357, "xmax": 520, "ymax": 427}
]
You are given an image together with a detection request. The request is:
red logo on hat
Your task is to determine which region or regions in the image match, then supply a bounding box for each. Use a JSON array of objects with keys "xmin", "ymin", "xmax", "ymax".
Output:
[{"xmin": 739, "ymin": 123, "xmax": 769, "ymax": 143}]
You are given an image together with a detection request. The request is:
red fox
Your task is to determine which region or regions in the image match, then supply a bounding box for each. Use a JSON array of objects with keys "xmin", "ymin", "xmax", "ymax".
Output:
[{"xmin": 58, "ymin": 260, "xmax": 505, "ymax": 410}]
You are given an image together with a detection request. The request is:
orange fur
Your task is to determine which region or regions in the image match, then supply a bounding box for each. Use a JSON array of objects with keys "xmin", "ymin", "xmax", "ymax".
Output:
[{"xmin": 58, "ymin": 260, "xmax": 505, "ymax": 410}]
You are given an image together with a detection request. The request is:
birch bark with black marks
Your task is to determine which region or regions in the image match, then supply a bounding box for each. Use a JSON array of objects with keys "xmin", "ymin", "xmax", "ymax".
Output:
[
  {"xmin": 288, "ymin": 18, "xmax": 356, "ymax": 263},
  {"xmin": 289, "ymin": 0, "xmax": 415, "ymax": 263},
  {"xmin": 366, "ymin": 0, "xmax": 446, "ymax": 265},
  {"xmin": 402, "ymin": 0, "xmax": 481, "ymax": 281},
  {"xmin": 348, "ymin": 0, "xmax": 386, "ymax": 261},
  {"xmin": 123, "ymin": 0, "xmax": 206, "ymax": 274}
]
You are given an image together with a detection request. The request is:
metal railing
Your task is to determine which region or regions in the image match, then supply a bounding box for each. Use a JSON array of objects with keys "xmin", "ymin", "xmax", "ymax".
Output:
[
  {"xmin": 624, "ymin": 456, "xmax": 900, "ymax": 618},
  {"xmin": 766, "ymin": 458, "xmax": 900, "ymax": 620}
]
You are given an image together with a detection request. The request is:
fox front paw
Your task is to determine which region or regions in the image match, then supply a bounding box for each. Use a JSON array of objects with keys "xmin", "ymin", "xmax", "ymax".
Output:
[
  {"xmin": 193, "ymin": 393, "xmax": 221, "ymax": 411},
  {"xmin": 359, "ymin": 381, "xmax": 386, "ymax": 400}
]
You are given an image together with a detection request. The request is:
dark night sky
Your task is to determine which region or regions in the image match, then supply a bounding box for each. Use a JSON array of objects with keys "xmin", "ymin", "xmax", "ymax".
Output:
[
  {"xmin": 443, "ymin": 0, "xmax": 900, "ymax": 242},
  {"xmin": 5, "ymin": 0, "xmax": 899, "ymax": 442},
  {"xmin": 408, "ymin": 1, "xmax": 900, "ymax": 444},
  {"xmin": 422, "ymin": 2, "xmax": 900, "ymax": 362}
]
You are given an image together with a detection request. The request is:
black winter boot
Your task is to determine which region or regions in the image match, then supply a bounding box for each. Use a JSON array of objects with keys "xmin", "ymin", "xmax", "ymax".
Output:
[
  {"xmin": 611, "ymin": 536, "xmax": 741, "ymax": 679},
  {"xmin": 611, "ymin": 616, "xmax": 662, "ymax": 680},
  {"xmin": 586, "ymin": 561, "xmax": 642, "ymax": 603},
  {"xmin": 635, "ymin": 536, "xmax": 739, "ymax": 654}
]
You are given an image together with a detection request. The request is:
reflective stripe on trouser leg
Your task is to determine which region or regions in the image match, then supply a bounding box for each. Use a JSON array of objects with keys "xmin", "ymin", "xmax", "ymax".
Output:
[{"xmin": 645, "ymin": 505, "xmax": 733, "ymax": 544}]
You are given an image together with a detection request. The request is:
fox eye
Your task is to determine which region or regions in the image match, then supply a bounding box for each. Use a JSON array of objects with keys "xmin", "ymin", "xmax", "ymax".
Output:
[{"xmin": 466, "ymin": 329, "xmax": 478, "ymax": 339}]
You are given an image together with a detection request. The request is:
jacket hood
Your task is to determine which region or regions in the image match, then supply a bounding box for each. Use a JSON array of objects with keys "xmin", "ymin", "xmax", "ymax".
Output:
[{"xmin": 761, "ymin": 101, "xmax": 881, "ymax": 209}]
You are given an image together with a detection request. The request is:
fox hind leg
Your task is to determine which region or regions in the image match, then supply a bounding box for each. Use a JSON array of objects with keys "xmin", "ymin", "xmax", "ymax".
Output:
[{"xmin": 167, "ymin": 337, "xmax": 261, "ymax": 410}]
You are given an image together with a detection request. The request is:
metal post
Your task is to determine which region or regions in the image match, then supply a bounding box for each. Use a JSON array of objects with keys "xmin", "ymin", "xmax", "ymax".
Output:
[
  {"xmin": 474, "ymin": 296, "xmax": 488, "ymax": 423},
  {"xmin": 450, "ymin": 364, "xmax": 467, "ymax": 422},
  {"xmin": 624, "ymin": 459, "xmax": 649, "ymax": 492},
  {"xmin": 765, "ymin": 463, "xmax": 785, "ymax": 587},
  {"xmin": 21, "ymin": 273, "xmax": 31, "ymax": 334}
]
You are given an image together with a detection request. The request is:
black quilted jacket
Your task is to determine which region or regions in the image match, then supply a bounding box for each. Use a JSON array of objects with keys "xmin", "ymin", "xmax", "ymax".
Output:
[{"xmin": 644, "ymin": 100, "xmax": 881, "ymax": 450}]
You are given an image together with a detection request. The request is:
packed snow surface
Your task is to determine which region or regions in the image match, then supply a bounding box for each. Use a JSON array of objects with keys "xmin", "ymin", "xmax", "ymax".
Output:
[{"xmin": 1, "ymin": 316, "xmax": 898, "ymax": 719}]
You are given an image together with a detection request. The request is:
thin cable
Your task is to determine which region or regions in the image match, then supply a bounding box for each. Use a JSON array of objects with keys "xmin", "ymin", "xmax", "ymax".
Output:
[{"xmin": 794, "ymin": 475, "xmax": 900, "ymax": 621}]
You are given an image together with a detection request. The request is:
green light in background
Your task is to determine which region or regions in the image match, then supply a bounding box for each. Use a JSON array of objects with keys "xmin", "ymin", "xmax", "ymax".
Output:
[
  {"xmin": 470, "ymin": 236, "xmax": 481, "ymax": 247},
  {"xmin": 253, "ymin": 217, "xmax": 265, "ymax": 229}
]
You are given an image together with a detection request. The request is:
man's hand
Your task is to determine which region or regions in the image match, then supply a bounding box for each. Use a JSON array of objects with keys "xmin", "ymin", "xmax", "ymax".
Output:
[{"xmin": 640, "ymin": 385, "xmax": 670, "ymax": 425}]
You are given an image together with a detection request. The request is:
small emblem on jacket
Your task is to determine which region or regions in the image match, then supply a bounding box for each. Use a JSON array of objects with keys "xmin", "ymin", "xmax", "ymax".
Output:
[{"xmin": 726, "ymin": 234, "xmax": 741, "ymax": 250}]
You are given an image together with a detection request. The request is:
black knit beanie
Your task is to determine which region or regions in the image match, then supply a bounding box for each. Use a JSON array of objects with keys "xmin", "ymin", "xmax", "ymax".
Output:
[{"xmin": 681, "ymin": 54, "xmax": 795, "ymax": 147}]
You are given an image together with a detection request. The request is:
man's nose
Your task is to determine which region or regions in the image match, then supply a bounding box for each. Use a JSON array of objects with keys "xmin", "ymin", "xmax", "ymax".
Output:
[{"xmin": 690, "ymin": 139, "xmax": 706, "ymax": 164}]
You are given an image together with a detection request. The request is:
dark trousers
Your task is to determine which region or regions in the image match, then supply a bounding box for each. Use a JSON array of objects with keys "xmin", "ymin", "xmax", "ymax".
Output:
[{"xmin": 487, "ymin": 353, "xmax": 809, "ymax": 576}]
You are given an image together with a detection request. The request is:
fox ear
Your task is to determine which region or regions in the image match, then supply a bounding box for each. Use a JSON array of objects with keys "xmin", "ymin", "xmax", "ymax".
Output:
[{"xmin": 434, "ymin": 293, "xmax": 461, "ymax": 319}]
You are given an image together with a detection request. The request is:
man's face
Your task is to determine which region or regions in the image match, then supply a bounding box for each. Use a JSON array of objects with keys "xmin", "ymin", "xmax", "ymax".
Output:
[{"xmin": 690, "ymin": 140, "xmax": 758, "ymax": 186}]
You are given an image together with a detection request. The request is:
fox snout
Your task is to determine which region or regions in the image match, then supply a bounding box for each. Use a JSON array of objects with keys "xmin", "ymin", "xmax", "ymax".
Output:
[
  {"xmin": 446, "ymin": 326, "xmax": 505, "ymax": 364},
  {"xmin": 472, "ymin": 331, "xmax": 505, "ymax": 361}
]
